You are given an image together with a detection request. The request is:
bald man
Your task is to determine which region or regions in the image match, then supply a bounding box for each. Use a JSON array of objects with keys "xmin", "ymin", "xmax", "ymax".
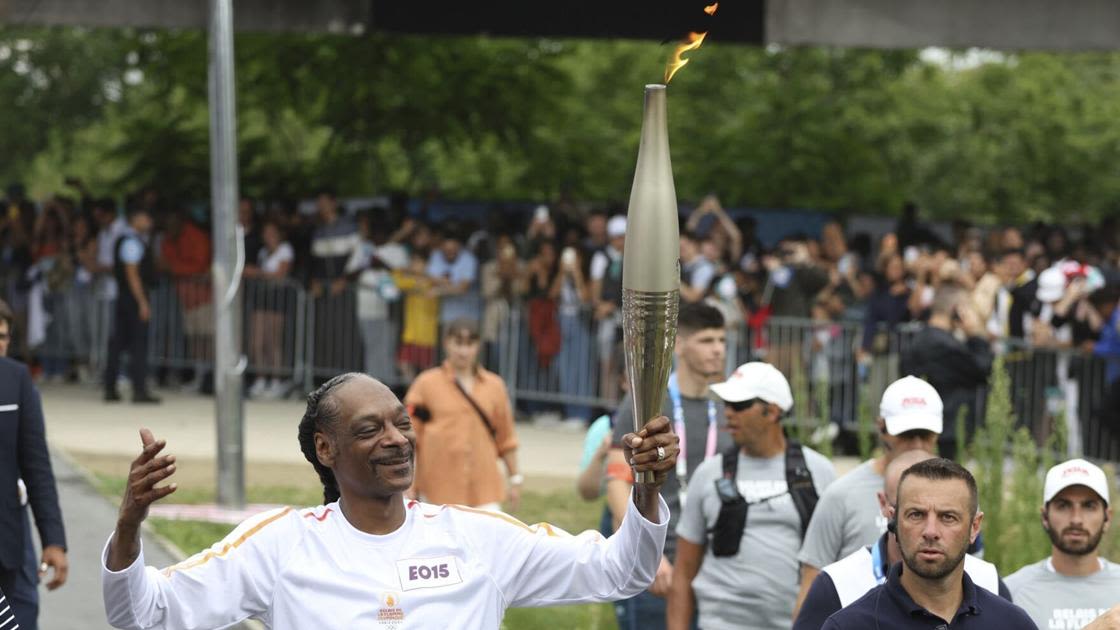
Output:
[{"xmin": 793, "ymin": 450, "xmax": 1010, "ymax": 630}]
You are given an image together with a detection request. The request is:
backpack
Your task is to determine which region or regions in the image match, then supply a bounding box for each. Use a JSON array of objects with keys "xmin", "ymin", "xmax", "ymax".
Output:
[{"xmin": 708, "ymin": 439, "xmax": 819, "ymax": 557}]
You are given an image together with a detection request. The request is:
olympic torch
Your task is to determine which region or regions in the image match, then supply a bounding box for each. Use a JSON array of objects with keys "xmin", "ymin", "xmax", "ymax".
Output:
[{"xmin": 622, "ymin": 84, "xmax": 680, "ymax": 484}]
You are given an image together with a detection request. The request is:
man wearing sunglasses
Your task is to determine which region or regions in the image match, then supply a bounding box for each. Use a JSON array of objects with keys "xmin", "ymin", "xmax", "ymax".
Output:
[
  {"xmin": 793, "ymin": 376, "xmax": 943, "ymax": 619},
  {"xmin": 667, "ymin": 362, "xmax": 837, "ymax": 630}
]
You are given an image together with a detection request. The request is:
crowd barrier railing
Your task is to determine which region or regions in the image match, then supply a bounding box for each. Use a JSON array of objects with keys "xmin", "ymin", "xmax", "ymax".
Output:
[{"xmin": 29, "ymin": 273, "xmax": 1119, "ymax": 461}]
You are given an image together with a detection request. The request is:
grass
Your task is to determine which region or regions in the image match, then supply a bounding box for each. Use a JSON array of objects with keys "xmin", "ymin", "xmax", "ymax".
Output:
[{"xmin": 95, "ymin": 474, "xmax": 615, "ymax": 628}]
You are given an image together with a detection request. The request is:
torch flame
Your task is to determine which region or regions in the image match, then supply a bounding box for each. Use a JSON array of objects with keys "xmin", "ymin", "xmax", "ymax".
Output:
[
  {"xmin": 664, "ymin": 31, "xmax": 708, "ymax": 84},
  {"xmin": 704, "ymin": 2, "xmax": 719, "ymax": 15}
]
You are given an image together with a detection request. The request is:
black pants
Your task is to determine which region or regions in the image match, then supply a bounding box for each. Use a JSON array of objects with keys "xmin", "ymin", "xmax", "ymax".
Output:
[
  {"xmin": 0, "ymin": 510, "xmax": 40, "ymax": 630},
  {"xmin": 104, "ymin": 301, "xmax": 151, "ymax": 396}
]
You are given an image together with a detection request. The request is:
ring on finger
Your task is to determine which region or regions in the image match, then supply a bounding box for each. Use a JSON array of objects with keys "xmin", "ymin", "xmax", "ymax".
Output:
[{"xmin": 656, "ymin": 445, "xmax": 667, "ymax": 462}]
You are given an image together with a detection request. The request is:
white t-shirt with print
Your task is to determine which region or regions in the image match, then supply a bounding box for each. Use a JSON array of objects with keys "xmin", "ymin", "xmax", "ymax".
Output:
[{"xmin": 103, "ymin": 493, "xmax": 668, "ymax": 630}]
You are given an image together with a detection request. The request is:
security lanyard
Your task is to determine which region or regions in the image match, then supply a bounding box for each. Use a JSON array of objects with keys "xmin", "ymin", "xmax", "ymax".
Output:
[{"xmin": 668, "ymin": 372, "xmax": 719, "ymax": 488}]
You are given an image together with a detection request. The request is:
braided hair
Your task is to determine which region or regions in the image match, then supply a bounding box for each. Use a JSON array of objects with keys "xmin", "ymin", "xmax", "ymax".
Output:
[{"xmin": 298, "ymin": 373, "xmax": 362, "ymax": 504}]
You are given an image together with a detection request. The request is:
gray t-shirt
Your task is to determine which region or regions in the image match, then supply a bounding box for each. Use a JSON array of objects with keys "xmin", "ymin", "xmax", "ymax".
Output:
[
  {"xmin": 676, "ymin": 446, "xmax": 838, "ymax": 630},
  {"xmin": 1005, "ymin": 558, "xmax": 1120, "ymax": 629},
  {"xmin": 611, "ymin": 390, "xmax": 732, "ymax": 560},
  {"xmin": 798, "ymin": 458, "xmax": 885, "ymax": 569}
]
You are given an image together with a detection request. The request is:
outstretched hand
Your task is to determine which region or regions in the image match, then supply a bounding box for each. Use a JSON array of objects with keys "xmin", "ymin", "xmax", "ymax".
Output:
[
  {"xmin": 119, "ymin": 428, "xmax": 178, "ymax": 529},
  {"xmin": 107, "ymin": 429, "xmax": 177, "ymax": 571}
]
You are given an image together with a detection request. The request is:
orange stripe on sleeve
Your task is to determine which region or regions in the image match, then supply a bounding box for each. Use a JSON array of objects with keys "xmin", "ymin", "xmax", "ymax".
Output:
[
  {"xmin": 432, "ymin": 504, "xmax": 563, "ymax": 537},
  {"xmin": 161, "ymin": 507, "xmax": 294, "ymax": 577}
]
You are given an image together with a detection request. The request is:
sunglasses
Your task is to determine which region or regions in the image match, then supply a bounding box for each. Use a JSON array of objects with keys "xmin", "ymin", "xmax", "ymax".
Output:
[{"xmin": 726, "ymin": 398, "xmax": 762, "ymax": 412}]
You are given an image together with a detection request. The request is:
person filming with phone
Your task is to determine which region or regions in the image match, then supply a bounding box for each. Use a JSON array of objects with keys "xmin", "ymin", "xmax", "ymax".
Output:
[{"xmin": 899, "ymin": 286, "xmax": 993, "ymax": 461}]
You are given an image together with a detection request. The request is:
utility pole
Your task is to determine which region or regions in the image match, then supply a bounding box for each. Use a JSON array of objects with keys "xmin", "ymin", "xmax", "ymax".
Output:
[{"xmin": 207, "ymin": 0, "xmax": 245, "ymax": 508}]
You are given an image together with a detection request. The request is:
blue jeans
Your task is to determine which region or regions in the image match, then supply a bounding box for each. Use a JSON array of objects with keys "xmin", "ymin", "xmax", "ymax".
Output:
[
  {"xmin": 556, "ymin": 312, "xmax": 594, "ymax": 421},
  {"xmin": 0, "ymin": 510, "xmax": 39, "ymax": 630},
  {"xmin": 360, "ymin": 318, "xmax": 398, "ymax": 386}
]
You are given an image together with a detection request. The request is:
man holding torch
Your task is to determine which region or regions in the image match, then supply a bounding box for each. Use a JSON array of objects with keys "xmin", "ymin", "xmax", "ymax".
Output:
[{"xmin": 102, "ymin": 374, "xmax": 680, "ymax": 628}]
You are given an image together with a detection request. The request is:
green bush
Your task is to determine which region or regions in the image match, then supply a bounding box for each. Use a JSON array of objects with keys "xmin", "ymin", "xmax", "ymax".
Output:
[{"xmin": 856, "ymin": 383, "xmax": 875, "ymax": 461}]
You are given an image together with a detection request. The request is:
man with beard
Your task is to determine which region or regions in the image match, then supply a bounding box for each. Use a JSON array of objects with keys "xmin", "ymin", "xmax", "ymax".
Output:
[
  {"xmin": 793, "ymin": 449, "xmax": 1009, "ymax": 630},
  {"xmin": 821, "ymin": 458, "xmax": 1035, "ymax": 629},
  {"xmin": 102, "ymin": 374, "xmax": 679, "ymax": 628},
  {"xmin": 1005, "ymin": 459, "xmax": 1120, "ymax": 630}
]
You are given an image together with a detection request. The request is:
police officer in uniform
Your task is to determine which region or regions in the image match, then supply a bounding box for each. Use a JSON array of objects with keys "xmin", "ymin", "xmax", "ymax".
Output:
[{"xmin": 104, "ymin": 206, "xmax": 160, "ymax": 404}]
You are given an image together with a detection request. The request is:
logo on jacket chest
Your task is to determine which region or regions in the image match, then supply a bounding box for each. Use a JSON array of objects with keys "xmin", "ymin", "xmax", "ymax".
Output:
[{"xmin": 396, "ymin": 555, "xmax": 463, "ymax": 591}]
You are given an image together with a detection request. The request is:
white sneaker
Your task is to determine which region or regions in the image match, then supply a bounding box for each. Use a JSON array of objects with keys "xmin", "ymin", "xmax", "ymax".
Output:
[
  {"xmin": 265, "ymin": 379, "xmax": 289, "ymax": 400},
  {"xmin": 249, "ymin": 378, "xmax": 268, "ymax": 398}
]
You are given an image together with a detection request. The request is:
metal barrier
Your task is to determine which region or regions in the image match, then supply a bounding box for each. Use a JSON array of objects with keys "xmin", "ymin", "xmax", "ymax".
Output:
[{"xmin": 28, "ymin": 273, "xmax": 1120, "ymax": 461}]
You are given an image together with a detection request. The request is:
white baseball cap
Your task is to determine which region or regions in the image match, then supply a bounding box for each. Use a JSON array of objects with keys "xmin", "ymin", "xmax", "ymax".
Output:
[
  {"xmin": 879, "ymin": 376, "xmax": 944, "ymax": 435},
  {"xmin": 1036, "ymin": 267, "xmax": 1066, "ymax": 303},
  {"xmin": 709, "ymin": 362, "xmax": 793, "ymax": 412},
  {"xmin": 607, "ymin": 215, "xmax": 627, "ymax": 239},
  {"xmin": 1044, "ymin": 458, "xmax": 1110, "ymax": 506}
]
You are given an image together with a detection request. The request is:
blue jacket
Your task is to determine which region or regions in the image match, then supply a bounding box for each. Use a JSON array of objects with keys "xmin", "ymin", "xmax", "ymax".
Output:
[
  {"xmin": 1095, "ymin": 308, "xmax": 1120, "ymax": 384},
  {"xmin": 822, "ymin": 562, "xmax": 1036, "ymax": 630},
  {"xmin": 0, "ymin": 357, "xmax": 66, "ymax": 569}
]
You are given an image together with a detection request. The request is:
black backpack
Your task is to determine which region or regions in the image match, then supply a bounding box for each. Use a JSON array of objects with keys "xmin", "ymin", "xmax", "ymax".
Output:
[{"xmin": 708, "ymin": 440, "xmax": 819, "ymax": 557}]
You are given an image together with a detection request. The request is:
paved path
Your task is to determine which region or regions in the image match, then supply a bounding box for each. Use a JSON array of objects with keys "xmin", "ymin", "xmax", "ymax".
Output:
[{"xmin": 37, "ymin": 383, "xmax": 591, "ymax": 486}]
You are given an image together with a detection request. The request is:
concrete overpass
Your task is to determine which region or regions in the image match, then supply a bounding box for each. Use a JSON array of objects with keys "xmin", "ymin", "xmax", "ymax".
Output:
[{"xmin": 4, "ymin": 0, "xmax": 1120, "ymax": 51}]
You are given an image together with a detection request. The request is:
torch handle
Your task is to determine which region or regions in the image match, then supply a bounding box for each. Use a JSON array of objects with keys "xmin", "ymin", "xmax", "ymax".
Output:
[{"xmin": 622, "ymin": 288, "xmax": 679, "ymax": 489}]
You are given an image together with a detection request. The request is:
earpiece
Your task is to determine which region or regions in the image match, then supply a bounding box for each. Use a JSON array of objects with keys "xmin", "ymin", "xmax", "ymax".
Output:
[{"xmin": 887, "ymin": 519, "xmax": 897, "ymax": 535}]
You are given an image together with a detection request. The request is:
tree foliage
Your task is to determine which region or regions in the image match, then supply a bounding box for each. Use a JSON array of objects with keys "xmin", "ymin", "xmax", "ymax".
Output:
[{"xmin": 3, "ymin": 26, "xmax": 1120, "ymax": 222}]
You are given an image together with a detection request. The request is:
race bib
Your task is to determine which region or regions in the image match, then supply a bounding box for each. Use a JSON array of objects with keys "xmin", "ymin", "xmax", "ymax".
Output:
[{"xmin": 396, "ymin": 556, "xmax": 463, "ymax": 591}]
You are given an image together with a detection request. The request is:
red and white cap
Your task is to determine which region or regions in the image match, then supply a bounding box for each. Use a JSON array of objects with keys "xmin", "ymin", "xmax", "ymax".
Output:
[
  {"xmin": 709, "ymin": 362, "xmax": 793, "ymax": 412},
  {"xmin": 1044, "ymin": 458, "xmax": 1110, "ymax": 506},
  {"xmin": 879, "ymin": 376, "xmax": 943, "ymax": 435}
]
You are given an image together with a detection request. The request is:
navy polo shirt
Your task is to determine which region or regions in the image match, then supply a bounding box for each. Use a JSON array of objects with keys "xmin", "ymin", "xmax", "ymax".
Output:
[
  {"xmin": 796, "ymin": 534, "xmax": 1012, "ymax": 630},
  {"xmin": 822, "ymin": 562, "xmax": 1037, "ymax": 630}
]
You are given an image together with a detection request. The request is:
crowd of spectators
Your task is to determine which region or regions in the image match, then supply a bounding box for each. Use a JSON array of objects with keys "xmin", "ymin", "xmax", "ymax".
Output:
[{"xmin": 1, "ymin": 181, "xmax": 1118, "ymax": 433}]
